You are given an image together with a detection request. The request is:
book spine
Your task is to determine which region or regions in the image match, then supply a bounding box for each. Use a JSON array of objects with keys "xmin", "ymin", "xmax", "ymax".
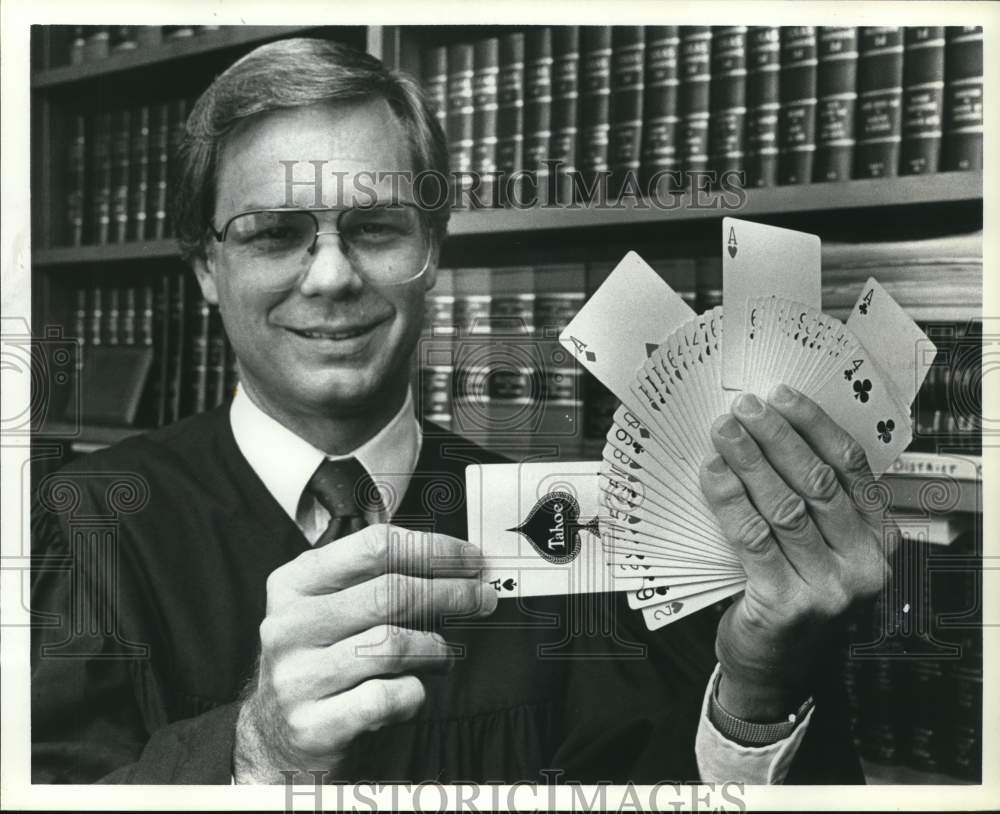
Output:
[
  {"xmin": 523, "ymin": 28, "xmax": 554, "ymax": 191},
  {"xmin": 942, "ymin": 26, "xmax": 983, "ymax": 172},
  {"xmin": 149, "ymin": 103, "xmax": 170, "ymax": 240},
  {"xmin": 677, "ymin": 26, "xmax": 712, "ymax": 185},
  {"xmin": 122, "ymin": 285, "xmax": 137, "ymax": 346},
  {"xmin": 814, "ymin": 27, "xmax": 858, "ymax": 182},
  {"xmin": 91, "ymin": 112, "xmax": 113, "ymax": 245},
  {"xmin": 66, "ymin": 115, "xmax": 87, "ymax": 246},
  {"xmin": 89, "ymin": 283, "xmax": 104, "ymax": 350},
  {"xmin": 496, "ymin": 33, "xmax": 526, "ymax": 189},
  {"xmin": 167, "ymin": 273, "xmax": 186, "ymax": 422},
  {"xmin": 745, "ymin": 27, "xmax": 780, "ymax": 187},
  {"xmin": 640, "ymin": 26, "xmax": 680, "ymax": 197},
  {"xmin": 190, "ymin": 298, "xmax": 211, "ymax": 415},
  {"xmin": 609, "ymin": 27, "xmax": 645, "ymax": 193},
  {"xmin": 69, "ymin": 26, "xmax": 86, "ymax": 65},
  {"xmin": 110, "ymin": 109, "xmax": 131, "ymax": 243},
  {"xmin": 72, "ymin": 287, "xmax": 87, "ymax": 383},
  {"xmin": 472, "ymin": 38, "xmax": 500, "ymax": 204},
  {"xmin": 708, "ymin": 26, "xmax": 747, "ymax": 182},
  {"xmin": 421, "ymin": 46, "xmax": 449, "ymax": 132},
  {"xmin": 420, "ymin": 267, "xmax": 455, "ymax": 429},
  {"xmin": 900, "ymin": 27, "xmax": 945, "ymax": 175},
  {"xmin": 446, "ymin": 43, "xmax": 475, "ymax": 181},
  {"xmin": 165, "ymin": 99, "xmax": 189, "ymax": 238},
  {"xmin": 578, "ymin": 27, "xmax": 613, "ymax": 185},
  {"xmin": 154, "ymin": 275, "xmax": 170, "ymax": 426},
  {"xmin": 854, "ymin": 27, "xmax": 904, "ymax": 179},
  {"xmin": 85, "ymin": 26, "xmax": 110, "ymax": 62},
  {"xmin": 778, "ymin": 26, "xmax": 818, "ymax": 185},
  {"xmin": 129, "ymin": 105, "xmax": 151, "ymax": 240},
  {"xmin": 207, "ymin": 305, "xmax": 227, "ymax": 408},
  {"xmin": 104, "ymin": 286, "xmax": 120, "ymax": 346},
  {"xmin": 549, "ymin": 27, "xmax": 580, "ymax": 201}
]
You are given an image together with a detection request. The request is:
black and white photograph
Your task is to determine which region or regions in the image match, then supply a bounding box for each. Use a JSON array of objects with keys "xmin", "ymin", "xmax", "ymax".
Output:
[{"xmin": 1, "ymin": 2, "xmax": 996, "ymax": 811}]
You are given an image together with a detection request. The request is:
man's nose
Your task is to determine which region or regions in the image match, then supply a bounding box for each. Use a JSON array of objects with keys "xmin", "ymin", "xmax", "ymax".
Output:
[{"xmin": 297, "ymin": 233, "xmax": 365, "ymax": 296}]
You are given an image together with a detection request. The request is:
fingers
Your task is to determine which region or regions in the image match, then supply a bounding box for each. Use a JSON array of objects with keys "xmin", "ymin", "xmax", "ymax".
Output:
[
  {"xmin": 269, "ymin": 574, "xmax": 498, "ymax": 645},
  {"xmin": 268, "ymin": 625, "xmax": 453, "ymax": 701},
  {"xmin": 765, "ymin": 385, "xmax": 883, "ymax": 526},
  {"xmin": 285, "ymin": 675, "xmax": 427, "ymax": 759},
  {"xmin": 706, "ymin": 409, "xmax": 836, "ymax": 587},
  {"xmin": 729, "ymin": 391, "xmax": 873, "ymax": 556},
  {"xmin": 267, "ymin": 525, "xmax": 483, "ymax": 610}
]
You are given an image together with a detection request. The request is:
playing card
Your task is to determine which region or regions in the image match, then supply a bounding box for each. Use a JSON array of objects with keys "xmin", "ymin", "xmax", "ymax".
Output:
[
  {"xmin": 722, "ymin": 217, "xmax": 821, "ymax": 390},
  {"xmin": 847, "ymin": 277, "xmax": 938, "ymax": 406},
  {"xmin": 641, "ymin": 581, "xmax": 743, "ymax": 630},
  {"xmin": 560, "ymin": 251, "xmax": 695, "ymax": 403}
]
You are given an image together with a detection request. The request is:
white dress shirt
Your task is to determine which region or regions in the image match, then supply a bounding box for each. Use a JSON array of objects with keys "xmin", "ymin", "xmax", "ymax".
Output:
[{"xmin": 228, "ymin": 387, "xmax": 810, "ymax": 782}]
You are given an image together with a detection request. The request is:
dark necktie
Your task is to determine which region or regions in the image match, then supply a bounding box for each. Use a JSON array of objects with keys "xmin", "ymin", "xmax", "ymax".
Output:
[{"xmin": 305, "ymin": 456, "xmax": 384, "ymax": 546}]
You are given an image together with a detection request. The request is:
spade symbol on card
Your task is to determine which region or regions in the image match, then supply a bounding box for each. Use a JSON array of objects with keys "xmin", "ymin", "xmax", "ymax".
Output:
[
  {"xmin": 506, "ymin": 491, "xmax": 599, "ymax": 565},
  {"xmin": 727, "ymin": 226, "xmax": 738, "ymax": 258}
]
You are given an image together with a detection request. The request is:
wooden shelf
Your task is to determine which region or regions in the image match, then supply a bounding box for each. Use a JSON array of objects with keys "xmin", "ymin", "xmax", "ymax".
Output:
[
  {"xmin": 446, "ymin": 172, "xmax": 982, "ymax": 237},
  {"xmin": 31, "ymin": 27, "xmax": 318, "ymax": 89},
  {"xmin": 31, "ymin": 172, "xmax": 984, "ymax": 268}
]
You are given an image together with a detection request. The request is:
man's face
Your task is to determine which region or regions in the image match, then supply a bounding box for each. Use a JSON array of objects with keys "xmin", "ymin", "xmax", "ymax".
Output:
[{"xmin": 194, "ymin": 99, "xmax": 436, "ymax": 420}]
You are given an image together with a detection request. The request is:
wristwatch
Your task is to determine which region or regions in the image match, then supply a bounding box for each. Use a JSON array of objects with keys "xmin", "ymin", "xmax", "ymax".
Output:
[{"xmin": 708, "ymin": 671, "xmax": 815, "ymax": 747}]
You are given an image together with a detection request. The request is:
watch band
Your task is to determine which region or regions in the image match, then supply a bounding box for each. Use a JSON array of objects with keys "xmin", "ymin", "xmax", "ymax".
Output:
[{"xmin": 708, "ymin": 671, "xmax": 815, "ymax": 747}]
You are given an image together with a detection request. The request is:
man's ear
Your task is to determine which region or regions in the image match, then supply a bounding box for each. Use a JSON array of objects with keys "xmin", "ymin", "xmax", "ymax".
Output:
[
  {"xmin": 422, "ymin": 242, "xmax": 441, "ymax": 291},
  {"xmin": 191, "ymin": 247, "xmax": 220, "ymax": 305}
]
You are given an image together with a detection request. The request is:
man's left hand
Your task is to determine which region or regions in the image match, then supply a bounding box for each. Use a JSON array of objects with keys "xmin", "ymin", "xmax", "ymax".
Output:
[{"xmin": 699, "ymin": 384, "xmax": 898, "ymax": 721}]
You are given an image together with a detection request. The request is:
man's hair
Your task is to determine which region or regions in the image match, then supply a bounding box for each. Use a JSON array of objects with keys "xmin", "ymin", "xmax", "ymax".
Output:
[{"xmin": 173, "ymin": 37, "xmax": 450, "ymax": 262}]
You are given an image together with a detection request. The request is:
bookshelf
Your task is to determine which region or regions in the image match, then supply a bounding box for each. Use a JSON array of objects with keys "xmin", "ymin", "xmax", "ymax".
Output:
[{"xmin": 29, "ymin": 24, "xmax": 984, "ymax": 785}]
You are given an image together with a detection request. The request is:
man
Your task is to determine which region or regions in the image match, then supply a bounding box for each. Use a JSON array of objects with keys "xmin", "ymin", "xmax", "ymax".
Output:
[{"xmin": 32, "ymin": 37, "xmax": 889, "ymax": 784}]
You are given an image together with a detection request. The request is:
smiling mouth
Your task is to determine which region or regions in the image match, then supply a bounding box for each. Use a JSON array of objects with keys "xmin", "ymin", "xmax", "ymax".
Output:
[{"xmin": 289, "ymin": 325, "xmax": 375, "ymax": 340}]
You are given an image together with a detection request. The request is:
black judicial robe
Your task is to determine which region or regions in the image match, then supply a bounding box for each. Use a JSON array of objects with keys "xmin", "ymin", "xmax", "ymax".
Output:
[{"xmin": 30, "ymin": 405, "xmax": 864, "ymax": 784}]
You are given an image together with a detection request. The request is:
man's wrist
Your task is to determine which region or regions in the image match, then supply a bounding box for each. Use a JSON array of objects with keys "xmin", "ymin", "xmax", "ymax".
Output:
[
  {"xmin": 710, "ymin": 669, "xmax": 814, "ymax": 747},
  {"xmin": 715, "ymin": 666, "xmax": 810, "ymax": 724}
]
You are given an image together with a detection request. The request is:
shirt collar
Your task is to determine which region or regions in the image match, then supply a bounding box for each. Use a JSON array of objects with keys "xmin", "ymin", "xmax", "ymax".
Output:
[{"xmin": 230, "ymin": 386, "xmax": 422, "ymax": 523}]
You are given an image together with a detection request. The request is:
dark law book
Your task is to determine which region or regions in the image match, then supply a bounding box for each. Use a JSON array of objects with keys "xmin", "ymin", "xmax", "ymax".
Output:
[
  {"xmin": 66, "ymin": 114, "xmax": 86, "ymax": 246},
  {"xmin": 578, "ymin": 27, "xmax": 613, "ymax": 189},
  {"xmin": 73, "ymin": 345, "xmax": 154, "ymax": 427},
  {"xmin": 446, "ymin": 43, "xmax": 475, "ymax": 181},
  {"xmin": 166, "ymin": 272, "xmax": 187, "ymax": 424},
  {"xmin": 71, "ymin": 287, "xmax": 87, "ymax": 386},
  {"xmin": 745, "ymin": 27, "xmax": 780, "ymax": 187},
  {"xmin": 129, "ymin": 105, "xmax": 151, "ymax": 240},
  {"xmin": 523, "ymin": 28, "xmax": 554, "ymax": 196},
  {"xmin": 134, "ymin": 282, "xmax": 160, "ymax": 426},
  {"xmin": 942, "ymin": 26, "xmax": 983, "ymax": 172},
  {"xmin": 854, "ymin": 27, "xmax": 904, "ymax": 179},
  {"xmin": 496, "ymin": 33, "xmax": 526, "ymax": 194},
  {"xmin": 89, "ymin": 283, "xmax": 104, "ymax": 349},
  {"xmin": 609, "ymin": 27, "xmax": 645, "ymax": 195},
  {"xmin": 639, "ymin": 26, "xmax": 680, "ymax": 198},
  {"xmin": 778, "ymin": 26, "xmax": 818, "ymax": 185},
  {"xmin": 549, "ymin": 27, "xmax": 580, "ymax": 202},
  {"xmin": 189, "ymin": 298, "xmax": 212, "ymax": 415},
  {"xmin": 814, "ymin": 27, "xmax": 858, "ymax": 183},
  {"xmin": 421, "ymin": 46, "xmax": 448, "ymax": 131},
  {"xmin": 677, "ymin": 26, "xmax": 712, "ymax": 186},
  {"xmin": 207, "ymin": 305, "xmax": 228, "ymax": 408},
  {"xmin": 149, "ymin": 102, "xmax": 170, "ymax": 240},
  {"xmin": 900, "ymin": 27, "xmax": 945, "ymax": 175},
  {"xmin": 165, "ymin": 98, "xmax": 189, "ymax": 238},
  {"xmin": 708, "ymin": 26, "xmax": 747, "ymax": 183},
  {"xmin": 472, "ymin": 38, "xmax": 499, "ymax": 205},
  {"xmin": 153, "ymin": 276, "xmax": 171, "ymax": 426},
  {"xmin": 110, "ymin": 109, "xmax": 132, "ymax": 243},
  {"xmin": 103, "ymin": 286, "xmax": 120, "ymax": 347},
  {"xmin": 121, "ymin": 286, "xmax": 137, "ymax": 346},
  {"xmin": 90, "ymin": 112, "xmax": 113, "ymax": 245}
]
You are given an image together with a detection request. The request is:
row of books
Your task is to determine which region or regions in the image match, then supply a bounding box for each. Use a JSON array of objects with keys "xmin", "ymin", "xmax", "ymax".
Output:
[
  {"xmin": 422, "ymin": 25, "xmax": 983, "ymax": 202},
  {"xmin": 63, "ymin": 97, "xmax": 195, "ymax": 246},
  {"xmin": 67, "ymin": 275, "xmax": 235, "ymax": 427},
  {"xmin": 63, "ymin": 25, "xmax": 223, "ymax": 66},
  {"xmin": 842, "ymin": 531, "xmax": 982, "ymax": 781}
]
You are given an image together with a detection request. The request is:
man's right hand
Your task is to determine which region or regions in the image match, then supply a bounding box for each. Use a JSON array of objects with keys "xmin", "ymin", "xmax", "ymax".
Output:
[{"xmin": 233, "ymin": 524, "xmax": 495, "ymax": 783}]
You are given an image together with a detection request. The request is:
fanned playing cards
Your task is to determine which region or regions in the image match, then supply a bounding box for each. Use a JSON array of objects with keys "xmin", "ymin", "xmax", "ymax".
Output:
[{"xmin": 466, "ymin": 219, "xmax": 937, "ymax": 631}]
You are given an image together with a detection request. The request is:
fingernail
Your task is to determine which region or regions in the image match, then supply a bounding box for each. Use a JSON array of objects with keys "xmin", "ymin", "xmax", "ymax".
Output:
[
  {"xmin": 716, "ymin": 416, "xmax": 743, "ymax": 440},
  {"xmin": 770, "ymin": 384, "xmax": 799, "ymax": 406},
  {"xmin": 706, "ymin": 454, "xmax": 729, "ymax": 475},
  {"xmin": 462, "ymin": 540, "xmax": 483, "ymax": 558},
  {"xmin": 734, "ymin": 393, "xmax": 764, "ymax": 417}
]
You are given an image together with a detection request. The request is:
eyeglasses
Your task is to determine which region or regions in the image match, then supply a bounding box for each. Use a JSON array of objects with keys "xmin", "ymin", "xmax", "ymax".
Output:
[{"xmin": 208, "ymin": 204, "xmax": 433, "ymax": 286}]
